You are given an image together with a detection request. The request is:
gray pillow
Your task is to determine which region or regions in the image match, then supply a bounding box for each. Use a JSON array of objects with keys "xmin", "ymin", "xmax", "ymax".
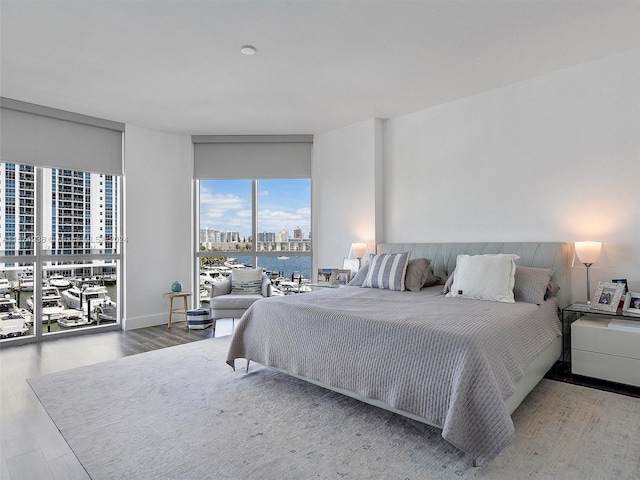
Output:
[
  {"xmin": 513, "ymin": 266, "xmax": 554, "ymax": 304},
  {"xmin": 348, "ymin": 263, "xmax": 369, "ymax": 286},
  {"xmin": 405, "ymin": 258, "xmax": 430, "ymax": 292}
]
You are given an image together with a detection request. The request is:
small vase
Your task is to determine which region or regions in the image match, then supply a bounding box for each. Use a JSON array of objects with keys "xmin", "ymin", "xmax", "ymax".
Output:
[{"xmin": 171, "ymin": 281, "xmax": 183, "ymax": 293}]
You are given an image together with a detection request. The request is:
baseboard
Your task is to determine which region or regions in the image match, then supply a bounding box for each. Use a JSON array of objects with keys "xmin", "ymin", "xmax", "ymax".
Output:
[{"xmin": 123, "ymin": 313, "xmax": 184, "ymax": 330}]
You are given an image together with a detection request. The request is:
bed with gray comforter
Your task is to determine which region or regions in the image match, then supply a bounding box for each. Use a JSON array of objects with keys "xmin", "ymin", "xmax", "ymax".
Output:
[{"xmin": 226, "ymin": 242, "xmax": 569, "ymax": 465}]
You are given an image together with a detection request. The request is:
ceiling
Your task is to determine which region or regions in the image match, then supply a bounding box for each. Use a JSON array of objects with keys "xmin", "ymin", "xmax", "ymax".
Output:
[{"xmin": 1, "ymin": 0, "xmax": 639, "ymax": 136}]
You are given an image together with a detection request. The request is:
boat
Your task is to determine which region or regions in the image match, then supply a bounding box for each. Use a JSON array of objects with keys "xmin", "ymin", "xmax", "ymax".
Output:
[
  {"xmin": 61, "ymin": 283, "xmax": 114, "ymax": 313},
  {"xmin": 0, "ymin": 277, "xmax": 12, "ymax": 294},
  {"xmin": 26, "ymin": 286, "xmax": 65, "ymax": 320},
  {"xmin": 277, "ymin": 256, "xmax": 290, "ymax": 260},
  {"xmin": 93, "ymin": 301, "xmax": 117, "ymax": 323},
  {"xmin": 57, "ymin": 313, "xmax": 92, "ymax": 328},
  {"xmin": 199, "ymin": 271, "xmax": 224, "ymax": 285},
  {"xmin": 15, "ymin": 275, "xmax": 34, "ymax": 291},
  {"xmin": 0, "ymin": 296, "xmax": 31, "ymax": 338},
  {"xmin": 224, "ymin": 258, "xmax": 247, "ymax": 269},
  {"xmin": 48, "ymin": 275, "xmax": 71, "ymax": 289}
]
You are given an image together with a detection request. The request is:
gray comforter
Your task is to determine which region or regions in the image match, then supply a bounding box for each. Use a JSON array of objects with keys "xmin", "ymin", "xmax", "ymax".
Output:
[{"xmin": 226, "ymin": 285, "xmax": 561, "ymax": 465}]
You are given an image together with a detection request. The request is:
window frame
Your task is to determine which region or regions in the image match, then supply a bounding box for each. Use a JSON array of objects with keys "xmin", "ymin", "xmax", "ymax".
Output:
[
  {"xmin": 0, "ymin": 164, "xmax": 123, "ymax": 345},
  {"xmin": 194, "ymin": 178, "xmax": 312, "ymax": 303}
]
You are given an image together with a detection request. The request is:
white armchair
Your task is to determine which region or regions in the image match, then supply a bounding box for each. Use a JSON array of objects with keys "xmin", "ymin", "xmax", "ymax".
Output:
[{"xmin": 208, "ymin": 270, "xmax": 272, "ymax": 325}]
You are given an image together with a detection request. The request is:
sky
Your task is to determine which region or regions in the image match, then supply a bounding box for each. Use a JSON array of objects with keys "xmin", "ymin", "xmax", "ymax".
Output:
[{"xmin": 199, "ymin": 179, "xmax": 311, "ymax": 238}]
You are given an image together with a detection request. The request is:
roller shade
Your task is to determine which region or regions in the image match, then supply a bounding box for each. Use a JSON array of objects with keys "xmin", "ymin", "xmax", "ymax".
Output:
[
  {"xmin": 0, "ymin": 98, "xmax": 124, "ymax": 175},
  {"xmin": 193, "ymin": 135, "xmax": 312, "ymax": 179}
]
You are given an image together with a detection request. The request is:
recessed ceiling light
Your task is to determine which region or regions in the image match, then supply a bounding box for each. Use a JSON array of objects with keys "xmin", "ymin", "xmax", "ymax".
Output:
[{"xmin": 240, "ymin": 45, "xmax": 257, "ymax": 55}]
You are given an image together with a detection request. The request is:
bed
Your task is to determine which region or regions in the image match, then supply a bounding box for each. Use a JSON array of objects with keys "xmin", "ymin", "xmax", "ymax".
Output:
[{"xmin": 226, "ymin": 242, "xmax": 571, "ymax": 466}]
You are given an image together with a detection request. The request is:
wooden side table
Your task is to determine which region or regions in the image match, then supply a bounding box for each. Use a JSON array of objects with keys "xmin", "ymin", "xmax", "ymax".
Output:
[{"xmin": 163, "ymin": 292, "xmax": 192, "ymax": 328}]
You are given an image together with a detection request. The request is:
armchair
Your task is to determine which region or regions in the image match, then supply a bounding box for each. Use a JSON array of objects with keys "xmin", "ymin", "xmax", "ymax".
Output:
[{"xmin": 208, "ymin": 270, "xmax": 272, "ymax": 325}]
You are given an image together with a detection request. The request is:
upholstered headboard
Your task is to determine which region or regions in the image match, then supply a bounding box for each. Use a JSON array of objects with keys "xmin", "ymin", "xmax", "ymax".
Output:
[{"xmin": 377, "ymin": 242, "xmax": 571, "ymax": 308}]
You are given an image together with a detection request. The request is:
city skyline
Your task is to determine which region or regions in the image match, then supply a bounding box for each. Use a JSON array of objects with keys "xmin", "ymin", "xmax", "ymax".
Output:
[{"xmin": 199, "ymin": 179, "xmax": 311, "ymax": 239}]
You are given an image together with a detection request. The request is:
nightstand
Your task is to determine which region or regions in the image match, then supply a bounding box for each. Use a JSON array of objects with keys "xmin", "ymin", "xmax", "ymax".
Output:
[{"xmin": 564, "ymin": 304, "xmax": 640, "ymax": 387}]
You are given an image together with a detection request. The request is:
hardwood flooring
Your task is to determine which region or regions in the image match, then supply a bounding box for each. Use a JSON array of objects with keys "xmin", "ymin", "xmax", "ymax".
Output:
[
  {"xmin": 2, "ymin": 320, "xmax": 638, "ymax": 480},
  {"xmin": 0, "ymin": 319, "xmax": 235, "ymax": 480}
]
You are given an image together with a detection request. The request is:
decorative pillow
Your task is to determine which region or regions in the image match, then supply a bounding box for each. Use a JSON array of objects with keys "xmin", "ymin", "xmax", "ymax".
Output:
[
  {"xmin": 445, "ymin": 254, "xmax": 519, "ymax": 303},
  {"xmin": 405, "ymin": 258, "xmax": 430, "ymax": 291},
  {"xmin": 348, "ymin": 262, "xmax": 369, "ymax": 286},
  {"xmin": 513, "ymin": 266, "xmax": 554, "ymax": 304},
  {"xmin": 362, "ymin": 252, "xmax": 410, "ymax": 291},
  {"xmin": 231, "ymin": 268, "xmax": 263, "ymax": 294}
]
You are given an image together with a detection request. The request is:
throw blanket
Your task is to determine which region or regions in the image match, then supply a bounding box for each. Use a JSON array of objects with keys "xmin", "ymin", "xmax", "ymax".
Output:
[{"xmin": 226, "ymin": 285, "xmax": 561, "ymax": 465}]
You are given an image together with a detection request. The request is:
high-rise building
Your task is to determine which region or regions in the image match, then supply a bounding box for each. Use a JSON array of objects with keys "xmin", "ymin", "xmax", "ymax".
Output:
[{"xmin": 0, "ymin": 164, "xmax": 117, "ymax": 260}]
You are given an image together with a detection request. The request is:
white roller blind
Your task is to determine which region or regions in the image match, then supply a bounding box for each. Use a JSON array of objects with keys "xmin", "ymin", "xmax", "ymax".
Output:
[
  {"xmin": 193, "ymin": 135, "xmax": 312, "ymax": 179},
  {"xmin": 0, "ymin": 98, "xmax": 124, "ymax": 175}
]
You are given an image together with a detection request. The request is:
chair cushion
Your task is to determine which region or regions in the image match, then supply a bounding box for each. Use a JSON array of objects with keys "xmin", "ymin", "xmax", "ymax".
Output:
[{"xmin": 209, "ymin": 294, "xmax": 264, "ymax": 310}]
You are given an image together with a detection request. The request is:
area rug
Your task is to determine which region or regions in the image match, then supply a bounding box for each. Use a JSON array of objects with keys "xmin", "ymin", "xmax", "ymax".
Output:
[{"xmin": 28, "ymin": 336, "xmax": 640, "ymax": 479}]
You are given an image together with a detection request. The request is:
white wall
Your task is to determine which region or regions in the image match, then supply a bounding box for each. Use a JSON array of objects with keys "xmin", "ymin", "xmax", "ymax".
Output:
[
  {"xmin": 123, "ymin": 125, "xmax": 193, "ymax": 329},
  {"xmin": 382, "ymin": 48, "xmax": 639, "ymax": 303},
  {"xmin": 314, "ymin": 49, "xmax": 639, "ymax": 304},
  {"xmin": 312, "ymin": 118, "xmax": 382, "ymax": 271}
]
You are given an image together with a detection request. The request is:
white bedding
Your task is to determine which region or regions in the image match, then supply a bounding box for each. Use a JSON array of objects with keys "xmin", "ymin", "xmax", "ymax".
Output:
[{"xmin": 226, "ymin": 285, "xmax": 561, "ymax": 465}]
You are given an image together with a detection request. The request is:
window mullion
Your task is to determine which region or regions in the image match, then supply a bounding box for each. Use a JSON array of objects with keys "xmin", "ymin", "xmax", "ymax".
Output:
[{"xmin": 252, "ymin": 179, "xmax": 258, "ymax": 266}]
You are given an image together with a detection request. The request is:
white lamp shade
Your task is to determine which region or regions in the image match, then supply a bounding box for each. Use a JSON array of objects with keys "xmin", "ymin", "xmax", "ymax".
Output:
[
  {"xmin": 351, "ymin": 243, "xmax": 368, "ymax": 259},
  {"xmin": 574, "ymin": 241, "xmax": 602, "ymax": 265}
]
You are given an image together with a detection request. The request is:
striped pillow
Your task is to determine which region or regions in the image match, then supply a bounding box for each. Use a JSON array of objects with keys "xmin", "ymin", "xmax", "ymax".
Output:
[{"xmin": 362, "ymin": 252, "xmax": 410, "ymax": 291}]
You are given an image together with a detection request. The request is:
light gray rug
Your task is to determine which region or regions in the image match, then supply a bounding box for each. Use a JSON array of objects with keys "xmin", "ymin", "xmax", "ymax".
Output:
[{"xmin": 28, "ymin": 336, "xmax": 640, "ymax": 479}]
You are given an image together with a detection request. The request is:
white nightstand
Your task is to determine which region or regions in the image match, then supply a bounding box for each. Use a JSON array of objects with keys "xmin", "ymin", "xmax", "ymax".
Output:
[{"xmin": 571, "ymin": 313, "xmax": 640, "ymax": 387}]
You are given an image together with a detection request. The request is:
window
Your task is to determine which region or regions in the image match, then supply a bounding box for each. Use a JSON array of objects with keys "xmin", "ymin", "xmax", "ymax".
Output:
[
  {"xmin": 0, "ymin": 164, "xmax": 122, "ymax": 342},
  {"xmin": 197, "ymin": 178, "xmax": 311, "ymax": 305},
  {"xmin": 0, "ymin": 98, "xmax": 123, "ymax": 344},
  {"xmin": 192, "ymin": 134, "xmax": 313, "ymax": 306}
]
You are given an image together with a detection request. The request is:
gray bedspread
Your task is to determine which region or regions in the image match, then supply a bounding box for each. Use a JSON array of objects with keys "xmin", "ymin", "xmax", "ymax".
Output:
[{"xmin": 226, "ymin": 285, "xmax": 561, "ymax": 465}]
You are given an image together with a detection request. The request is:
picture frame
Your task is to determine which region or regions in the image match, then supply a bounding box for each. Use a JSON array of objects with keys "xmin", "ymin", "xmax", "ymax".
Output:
[
  {"xmin": 316, "ymin": 268, "xmax": 333, "ymax": 284},
  {"xmin": 622, "ymin": 292, "xmax": 640, "ymax": 318},
  {"xmin": 329, "ymin": 269, "xmax": 351, "ymax": 286},
  {"xmin": 589, "ymin": 281, "xmax": 626, "ymax": 313},
  {"xmin": 611, "ymin": 278, "xmax": 628, "ymax": 295}
]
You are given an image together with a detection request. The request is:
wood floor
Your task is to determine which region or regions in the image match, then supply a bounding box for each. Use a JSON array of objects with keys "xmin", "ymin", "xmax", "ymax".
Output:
[{"xmin": 0, "ymin": 319, "xmax": 235, "ymax": 480}]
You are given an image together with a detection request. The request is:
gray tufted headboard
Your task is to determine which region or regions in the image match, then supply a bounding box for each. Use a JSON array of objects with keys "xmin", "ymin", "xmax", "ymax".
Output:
[{"xmin": 377, "ymin": 242, "xmax": 571, "ymax": 308}]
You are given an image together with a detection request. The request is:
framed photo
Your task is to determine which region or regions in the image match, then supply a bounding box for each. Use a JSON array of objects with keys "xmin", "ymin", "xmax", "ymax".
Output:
[
  {"xmin": 612, "ymin": 278, "xmax": 628, "ymax": 295},
  {"xmin": 329, "ymin": 269, "xmax": 351, "ymax": 286},
  {"xmin": 317, "ymin": 268, "xmax": 333, "ymax": 284},
  {"xmin": 622, "ymin": 292, "xmax": 640, "ymax": 318},
  {"xmin": 342, "ymin": 258, "xmax": 360, "ymax": 276},
  {"xmin": 589, "ymin": 281, "xmax": 625, "ymax": 313}
]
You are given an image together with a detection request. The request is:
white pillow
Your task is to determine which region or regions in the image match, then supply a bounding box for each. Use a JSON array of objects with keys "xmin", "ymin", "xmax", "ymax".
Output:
[{"xmin": 445, "ymin": 254, "xmax": 519, "ymax": 303}]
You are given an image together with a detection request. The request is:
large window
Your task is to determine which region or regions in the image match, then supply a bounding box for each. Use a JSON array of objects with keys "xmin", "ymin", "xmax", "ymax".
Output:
[
  {"xmin": 197, "ymin": 178, "xmax": 311, "ymax": 304},
  {"xmin": 0, "ymin": 164, "xmax": 121, "ymax": 342},
  {"xmin": 192, "ymin": 135, "xmax": 313, "ymax": 306},
  {"xmin": 1, "ymin": 97, "xmax": 124, "ymax": 344}
]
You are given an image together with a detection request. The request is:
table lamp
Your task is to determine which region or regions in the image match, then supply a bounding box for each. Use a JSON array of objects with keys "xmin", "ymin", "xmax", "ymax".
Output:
[
  {"xmin": 574, "ymin": 241, "xmax": 602, "ymax": 305},
  {"xmin": 351, "ymin": 243, "xmax": 368, "ymax": 267}
]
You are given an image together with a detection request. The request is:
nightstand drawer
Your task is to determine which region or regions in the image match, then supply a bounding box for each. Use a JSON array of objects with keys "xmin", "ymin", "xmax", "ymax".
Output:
[
  {"xmin": 571, "ymin": 349, "xmax": 640, "ymax": 387},
  {"xmin": 571, "ymin": 317, "xmax": 640, "ymax": 360}
]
